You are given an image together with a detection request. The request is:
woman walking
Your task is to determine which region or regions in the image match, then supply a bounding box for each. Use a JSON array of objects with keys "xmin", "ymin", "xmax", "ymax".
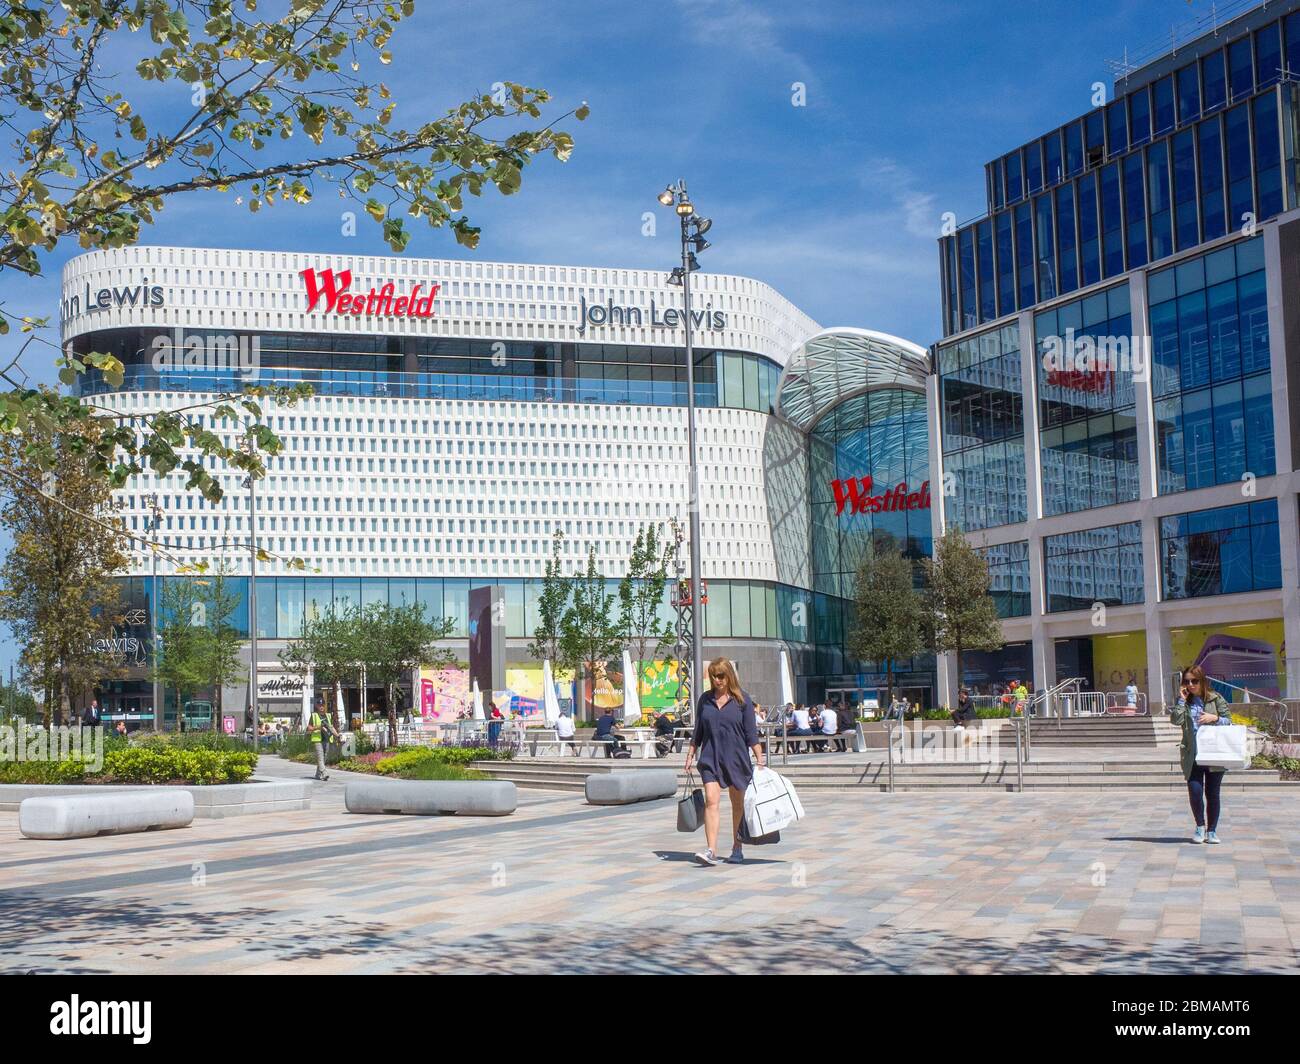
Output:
[
  {"xmin": 684, "ymin": 658, "xmax": 763, "ymax": 866},
  {"xmin": 1171, "ymin": 665, "xmax": 1232, "ymax": 843}
]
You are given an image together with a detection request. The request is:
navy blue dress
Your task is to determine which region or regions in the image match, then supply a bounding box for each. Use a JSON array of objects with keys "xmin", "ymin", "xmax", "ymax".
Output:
[{"xmin": 692, "ymin": 690, "xmax": 760, "ymax": 789}]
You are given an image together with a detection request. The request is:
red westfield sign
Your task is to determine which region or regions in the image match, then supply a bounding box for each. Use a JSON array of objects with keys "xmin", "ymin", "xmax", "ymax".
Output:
[
  {"xmin": 832, "ymin": 476, "xmax": 931, "ymax": 515},
  {"xmin": 299, "ymin": 267, "xmax": 439, "ymax": 318}
]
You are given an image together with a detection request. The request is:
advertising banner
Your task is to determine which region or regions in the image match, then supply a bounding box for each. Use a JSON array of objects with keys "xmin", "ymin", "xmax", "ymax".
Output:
[{"xmin": 1169, "ymin": 619, "xmax": 1286, "ymax": 700}]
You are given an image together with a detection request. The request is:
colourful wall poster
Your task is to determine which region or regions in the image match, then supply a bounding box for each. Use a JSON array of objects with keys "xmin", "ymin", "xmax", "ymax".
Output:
[
  {"xmin": 418, "ymin": 667, "xmax": 469, "ymax": 721},
  {"xmin": 578, "ymin": 659, "xmax": 682, "ymax": 712},
  {"xmin": 501, "ymin": 665, "xmax": 575, "ymax": 719},
  {"xmin": 1169, "ymin": 619, "xmax": 1286, "ymax": 700},
  {"xmin": 1091, "ymin": 631, "xmax": 1149, "ymax": 693}
]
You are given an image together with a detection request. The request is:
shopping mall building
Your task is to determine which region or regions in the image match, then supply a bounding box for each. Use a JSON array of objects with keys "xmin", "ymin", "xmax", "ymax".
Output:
[
  {"xmin": 933, "ymin": 0, "xmax": 1300, "ymax": 711},
  {"xmin": 60, "ymin": 0, "xmax": 1300, "ymax": 726},
  {"xmin": 62, "ymin": 243, "xmax": 934, "ymax": 726}
]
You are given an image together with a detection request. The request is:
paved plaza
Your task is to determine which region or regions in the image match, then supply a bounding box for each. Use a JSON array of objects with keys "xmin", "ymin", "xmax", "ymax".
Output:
[{"xmin": 2, "ymin": 765, "xmax": 1298, "ymax": 974}]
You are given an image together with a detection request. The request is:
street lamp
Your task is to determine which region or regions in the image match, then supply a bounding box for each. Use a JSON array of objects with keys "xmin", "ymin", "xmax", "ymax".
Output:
[
  {"xmin": 241, "ymin": 439, "xmax": 260, "ymax": 745},
  {"xmin": 143, "ymin": 492, "xmax": 163, "ymax": 732},
  {"xmin": 657, "ymin": 179, "xmax": 713, "ymax": 716}
]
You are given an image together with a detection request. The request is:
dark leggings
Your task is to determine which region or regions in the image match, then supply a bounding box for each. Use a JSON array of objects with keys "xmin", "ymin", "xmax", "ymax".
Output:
[{"xmin": 1186, "ymin": 765, "xmax": 1224, "ymax": 830}]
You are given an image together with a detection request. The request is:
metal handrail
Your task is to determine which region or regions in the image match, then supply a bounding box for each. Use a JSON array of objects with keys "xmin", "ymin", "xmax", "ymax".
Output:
[{"xmin": 1167, "ymin": 671, "xmax": 1295, "ymax": 738}]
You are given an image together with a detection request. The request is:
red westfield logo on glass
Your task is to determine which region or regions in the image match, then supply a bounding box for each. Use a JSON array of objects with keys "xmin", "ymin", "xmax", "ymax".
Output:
[
  {"xmin": 299, "ymin": 267, "xmax": 439, "ymax": 318},
  {"xmin": 832, "ymin": 476, "xmax": 931, "ymax": 515}
]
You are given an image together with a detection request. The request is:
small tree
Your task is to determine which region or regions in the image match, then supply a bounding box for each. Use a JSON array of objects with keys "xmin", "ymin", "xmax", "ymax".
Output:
[
  {"xmin": 152, "ymin": 577, "xmax": 206, "ymax": 731},
  {"xmin": 618, "ymin": 524, "xmax": 675, "ymax": 701},
  {"xmin": 279, "ymin": 603, "xmax": 364, "ymax": 733},
  {"xmin": 526, "ymin": 529, "xmax": 569, "ymax": 666},
  {"xmin": 357, "ymin": 602, "xmax": 456, "ymax": 745},
  {"xmin": 847, "ymin": 547, "xmax": 923, "ymax": 707},
  {"xmin": 197, "ymin": 561, "xmax": 246, "ymax": 731},
  {"xmin": 559, "ymin": 547, "xmax": 624, "ymax": 721},
  {"xmin": 922, "ymin": 528, "xmax": 1005, "ymax": 694}
]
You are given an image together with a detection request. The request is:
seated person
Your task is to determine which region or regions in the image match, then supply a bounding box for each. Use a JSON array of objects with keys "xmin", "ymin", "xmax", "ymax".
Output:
[
  {"xmin": 653, "ymin": 711, "xmax": 676, "ymax": 758},
  {"xmin": 788, "ymin": 704, "xmax": 815, "ymax": 753},
  {"xmin": 816, "ymin": 703, "xmax": 838, "ymax": 752},
  {"xmin": 593, "ymin": 708, "xmax": 626, "ymax": 758},
  {"xmin": 835, "ymin": 701, "xmax": 856, "ymax": 752},
  {"xmin": 951, "ymin": 688, "xmax": 976, "ymax": 727},
  {"xmin": 555, "ymin": 710, "xmax": 577, "ymax": 755}
]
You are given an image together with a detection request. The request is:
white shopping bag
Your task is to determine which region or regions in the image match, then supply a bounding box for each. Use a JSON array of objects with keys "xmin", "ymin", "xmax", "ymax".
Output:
[
  {"xmin": 1195, "ymin": 724, "xmax": 1251, "ymax": 770},
  {"xmin": 744, "ymin": 767, "xmax": 804, "ymax": 836}
]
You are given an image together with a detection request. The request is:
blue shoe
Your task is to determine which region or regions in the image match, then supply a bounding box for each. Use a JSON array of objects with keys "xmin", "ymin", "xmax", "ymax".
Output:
[
  {"xmin": 1206, "ymin": 831, "xmax": 1221, "ymax": 845},
  {"xmin": 1192, "ymin": 826, "xmax": 1205, "ymax": 844},
  {"xmin": 726, "ymin": 847, "xmax": 745, "ymax": 864}
]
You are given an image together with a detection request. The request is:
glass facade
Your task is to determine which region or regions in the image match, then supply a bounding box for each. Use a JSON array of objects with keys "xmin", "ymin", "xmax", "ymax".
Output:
[
  {"xmin": 1150, "ymin": 237, "xmax": 1274, "ymax": 494},
  {"xmin": 809, "ymin": 388, "xmax": 932, "ymax": 600},
  {"xmin": 72, "ymin": 329, "xmax": 782, "ymax": 415},
  {"xmin": 1036, "ymin": 285, "xmax": 1140, "ymax": 516},
  {"xmin": 979, "ymin": 540, "xmax": 1031, "ymax": 618},
  {"xmin": 939, "ymin": 8, "xmax": 1300, "ymax": 338},
  {"xmin": 1044, "ymin": 521, "xmax": 1144, "ymax": 613},
  {"xmin": 937, "ymin": 323, "xmax": 1027, "ymax": 532},
  {"xmin": 1161, "ymin": 499, "xmax": 1281, "ymax": 599}
]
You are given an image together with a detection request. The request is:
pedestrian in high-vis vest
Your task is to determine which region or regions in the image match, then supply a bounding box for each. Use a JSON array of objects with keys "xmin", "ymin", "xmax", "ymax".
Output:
[{"xmin": 308, "ymin": 702, "xmax": 340, "ymax": 781}]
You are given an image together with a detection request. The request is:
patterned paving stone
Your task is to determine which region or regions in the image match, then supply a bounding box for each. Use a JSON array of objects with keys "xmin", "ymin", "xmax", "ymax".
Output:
[{"xmin": 0, "ymin": 787, "xmax": 1298, "ymax": 974}]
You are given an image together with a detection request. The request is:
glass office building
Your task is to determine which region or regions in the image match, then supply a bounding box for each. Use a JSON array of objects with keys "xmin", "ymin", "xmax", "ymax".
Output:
[{"xmin": 931, "ymin": 0, "xmax": 1300, "ymax": 710}]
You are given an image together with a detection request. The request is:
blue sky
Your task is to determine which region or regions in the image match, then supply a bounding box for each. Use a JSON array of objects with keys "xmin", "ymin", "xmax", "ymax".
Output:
[{"xmin": 0, "ymin": 0, "xmax": 1224, "ymax": 679}]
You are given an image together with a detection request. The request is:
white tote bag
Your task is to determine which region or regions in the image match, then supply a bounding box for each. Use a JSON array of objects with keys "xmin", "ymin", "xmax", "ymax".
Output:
[
  {"xmin": 744, "ymin": 767, "xmax": 804, "ymax": 836},
  {"xmin": 1195, "ymin": 724, "xmax": 1251, "ymax": 771}
]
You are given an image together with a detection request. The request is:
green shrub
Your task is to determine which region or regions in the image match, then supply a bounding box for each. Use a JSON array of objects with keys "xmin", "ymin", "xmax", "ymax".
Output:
[
  {"xmin": 402, "ymin": 761, "xmax": 486, "ymax": 781},
  {"xmin": 101, "ymin": 746, "xmax": 258, "ymax": 785},
  {"xmin": 0, "ymin": 758, "xmax": 89, "ymax": 784},
  {"xmin": 1252, "ymin": 753, "xmax": 1300, "ymax": 780}
]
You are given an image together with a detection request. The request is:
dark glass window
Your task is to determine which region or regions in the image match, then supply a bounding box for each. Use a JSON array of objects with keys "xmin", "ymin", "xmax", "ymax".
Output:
[
  {"xmin": 1025, "ymin": 141, "xmax": 1043, "ymax": 194},
  {"xmin": 1161, "ymin": 500, "xmax": 1281, "ymax": 599},
  {"xmin": 1172, "ymin": 129, "xmax": 1199, "ymax": 251},
  {"xmin": 1254, "ymin": 91, "xmax": 1283, "ymax": 218},
  {"xmin": 995, "ymin": 210, "xmax": 1015, "ymax": 318},
  {"xmin": 1129, "ymin": 89, "xmax": 1151, "ymax": 146},
  {"xmin": 944, "ymin": 237, "xmax": 959, "ymax": 336},
  {"xmin": 991, "ymin": 158, "xmax": 1004, "ymax": 210},
  {"xmin": 958, "ymin": 227, "xmax": 977, "ymax": 331},
  {"xmin": 1198, "ymin": 117, "xmax": 1227, "ymax": 241},
  {"xmin": 1035, "ymin": 194, "xmax": 1056, "ymax": 301},
  {"xmin": 1065, "ymin": 121, "xmax": 1084, "ymax": 176},
  {"xmin": 1153, "ymin": 75, "xmax": 1176, "ymax": 135},
  {"xmin": 979, "ymin": 541, "xmax": 1031, "ymax": 618},
  {"xmin": 1056, "ymin": 182, "xmax": 1078, "ymax": 295},
  {"xmin": 977, "ymin": 219, "xmax": 995, "ymax": 323},
  {"xmin": 1225, "ymin": 103, "xmax": 1253, "ymax": 227},
  {"xmin": 1085, "ymin": 109, "xmax": 1105, "ymax": 168},
  {"xmin": 938, "ymin": 324, "xmax": 1026, "ymax": 533},
  {"xmin": 1014, "ymin": 202, "xmax": 1035, "ymax": 309},
  {"xmin": 1100, "ymin": 162, "xmax": 1124, "ymax": 278},
  {"xmin": 1045, "ymin": 523, "xmax": 1144, "ymax": 612},
  {"xmin": 1256, "ymin": 22, "xmax": 1282, "ymax": 88},
  {"xmin": 1005, "ymin": 151, "xmax": 1023, "ymax": 202},
  {"xmin": 1177, "ymin": 63, "xmax": 1201, "ymax": 125},
  {"xmin": 1149, "ymin": 237, "xmax": 1274, "ymax": 496},
  {"xmin": 1078, "ymin": 171, "xmax": 1101, "ymax": 288},
  {"xmin": 1147, "ymin": 141, "xmax": 1173, "ymax": 262},
  {"xmin": 1036, "ymin": 285, "xmax": 1138, "ymax": 516},
  {"xmin": 1044, "ymin": 130, "xmax": 1063, "ymax": 186},
  {"xmin": 1202, "ymin": 49, "xmax": 1227, "ymax": 112},
  {"xmin": 1123, "ymin": 152, "xmax": 1147, "ymax": 269},
  {"xmin": 1229, "ymin": 36, "xmax": 1254, "ymax": 102},
  {"xmin": 1107, "ymin": 100, "xmax": 1128, "ymax": 157},
  {"xmin": 1287, "ymin": 12, "xmax": 1300, "ymax": 83}
]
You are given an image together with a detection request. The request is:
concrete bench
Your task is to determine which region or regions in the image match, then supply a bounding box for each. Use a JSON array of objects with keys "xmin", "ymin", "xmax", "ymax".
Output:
[
  {"xmin": 19, "ymin": 790, "xmax": 195, "ymax": 840},
  {"xmin": 344, "ymin": 778, "xmax": 516, "ymax": 816},
  {"xmin": 585, "ymin": 769, "xmax": 678, "ymax": 805}
]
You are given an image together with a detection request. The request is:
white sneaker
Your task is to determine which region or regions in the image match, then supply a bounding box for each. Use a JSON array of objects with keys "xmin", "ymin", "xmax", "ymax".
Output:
[
  {"xmin": 1192, "ymin": 826, "xmax": 1205, "ymax": 844},
  {"xmin": 694, "ymin": 848, "xmax": 718, "ymax": 867},
  {"xmin": 1206, "ymin": 831, "xmax": 1221, "ymax": 845}
]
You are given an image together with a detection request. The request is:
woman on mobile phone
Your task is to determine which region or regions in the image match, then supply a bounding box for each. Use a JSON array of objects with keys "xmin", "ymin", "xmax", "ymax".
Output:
[{"xmin": 1170, "ymin": 665, "xmax": 1232, "ymax": 844}]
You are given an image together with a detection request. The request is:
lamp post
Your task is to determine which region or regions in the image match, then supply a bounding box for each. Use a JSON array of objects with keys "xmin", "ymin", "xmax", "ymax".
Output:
[
  {"xmin": 144, "ymin": 492, "xmax": 163, "ymax": 732},
  {"xmin": 657, "ymin": 180, "xmax": 713, "ymax": 714},
  {"xmin": 242, "ymin": 441, "xmax": 260, "ymax": 744}
]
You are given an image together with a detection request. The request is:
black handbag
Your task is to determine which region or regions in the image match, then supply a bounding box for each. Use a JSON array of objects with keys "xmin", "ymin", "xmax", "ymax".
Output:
[{"xmin": 676, "ymin": 771, "xmax": 705, "ymax": 833}]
